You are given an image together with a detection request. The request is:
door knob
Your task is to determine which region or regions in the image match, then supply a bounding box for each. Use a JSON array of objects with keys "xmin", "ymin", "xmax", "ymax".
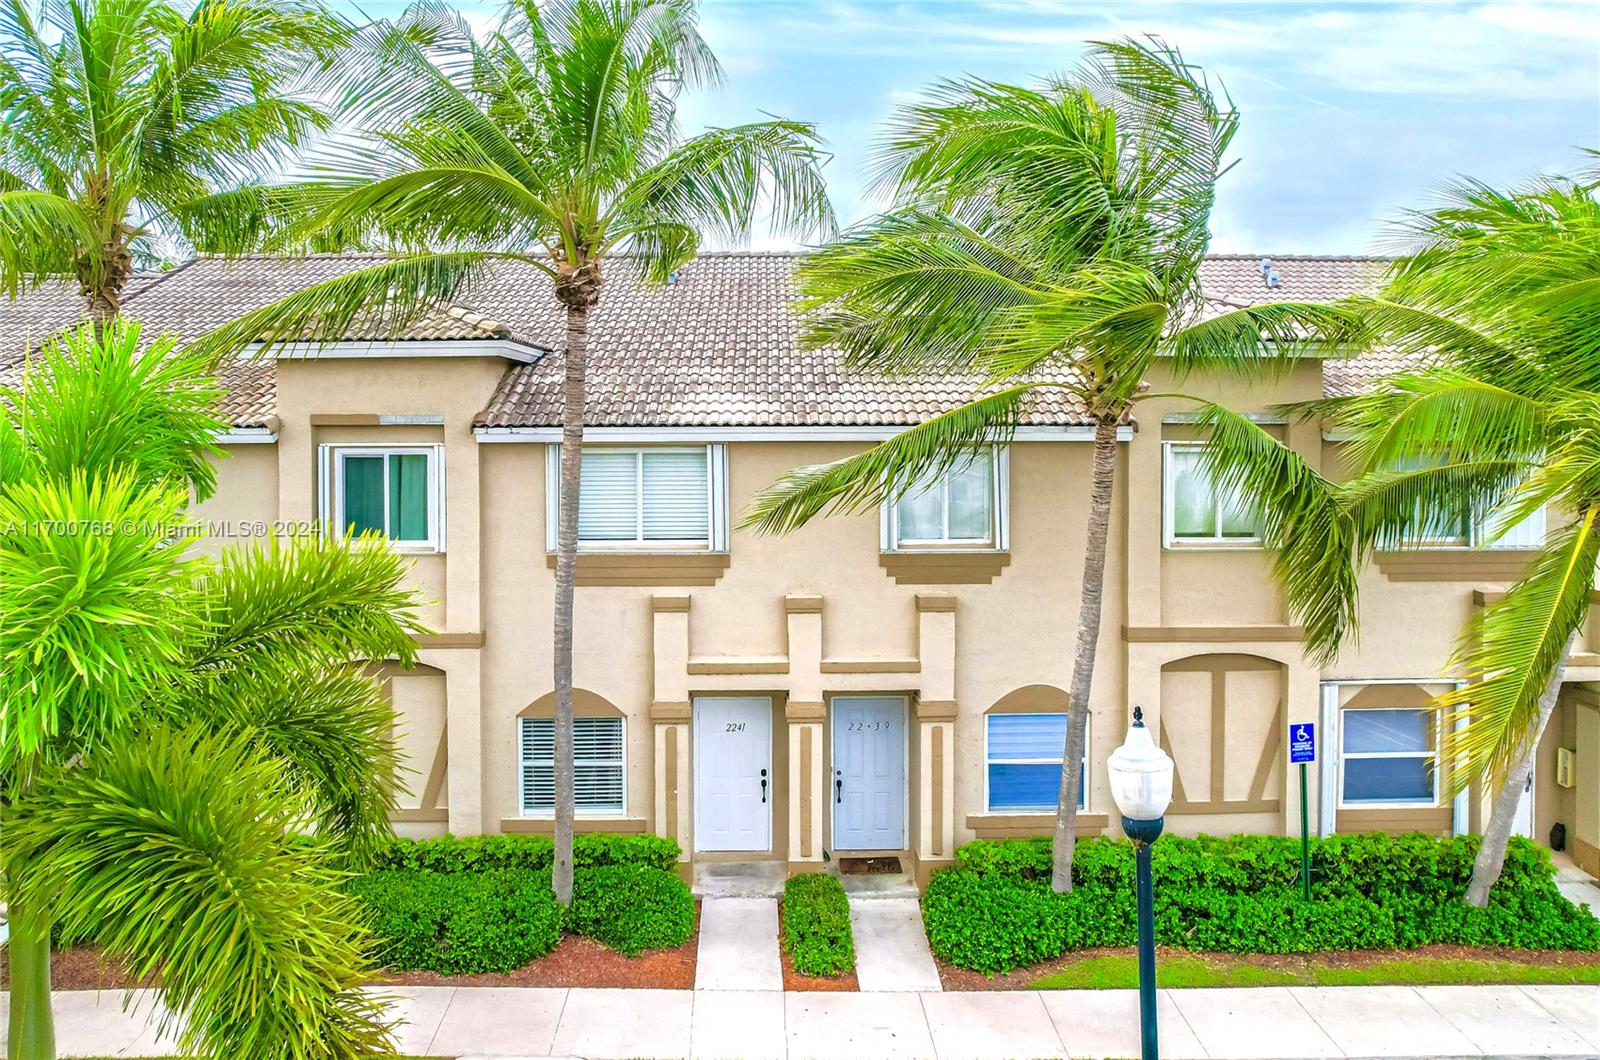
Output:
[
  {"xmin": 760, "ymin": 767, "xmax": 768, "ymax": 804},
  {"xmin": 834, "ymin": 769, "xmax": 843, "ymax": 804}
]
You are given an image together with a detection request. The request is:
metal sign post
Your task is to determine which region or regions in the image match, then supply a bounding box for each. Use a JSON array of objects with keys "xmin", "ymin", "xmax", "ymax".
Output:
[{"xmin": 1289, "ymin": 723, "xmax": 1316, "ymax": 901}]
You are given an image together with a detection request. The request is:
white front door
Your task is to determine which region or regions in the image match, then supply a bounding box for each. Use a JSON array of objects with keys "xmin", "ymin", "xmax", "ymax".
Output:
[
  {"xmin": 694, "ymin": 697, "xmax": 773, "ymax": 852},
  {"xmin": 831, "ymin": 696, "xmax": 907, "ymax": 851}
]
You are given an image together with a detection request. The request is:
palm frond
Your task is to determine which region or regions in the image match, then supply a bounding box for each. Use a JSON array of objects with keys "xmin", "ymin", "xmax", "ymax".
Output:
[
  {"xmin": 1185, "ymin": 401, "xmax": 1358, "ymax": 662},
  {"xmin": 0, "ymin": 189, "xmax": 93, "ymax": 291},
  {"xmin": 4, "ymin": 723, "xmax": 391, "ymax": 1056},
  {"xmin": 1438, "ymin": 508, "xmax": 1600, "ymax": 786},
  {"xmin": 740, "ymin": 385, "xmax": 1034, "ymax": 535},
  {"xmin": 1165, "ymin": 300, "xmax": 1367, "ymax": 378},
  {"xmin": 1337, "ymin": 458, "xmax": 1533, "ymax": 553}
]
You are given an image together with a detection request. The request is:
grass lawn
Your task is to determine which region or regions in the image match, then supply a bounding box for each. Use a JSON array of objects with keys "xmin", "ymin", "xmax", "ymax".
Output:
[{"xmin": 1031, "ymin": 952, "xmax": 1600, "ymax": 990}]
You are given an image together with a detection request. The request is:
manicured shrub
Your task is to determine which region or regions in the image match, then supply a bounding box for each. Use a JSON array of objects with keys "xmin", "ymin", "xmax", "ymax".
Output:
[
  {"xmin": 371, "ymin": 832, "xmax": 679, "ymax": 874},
  {"xmin": 783, "ymin": 873, "xmax": 855, "ymax": 976},
  {"xmin": 568, "ymin": 863, "xmax": 695, "ymax": 956},
  {"xmin": 352, "ymin": 868, "xmax": 562, "ymax": 975},
  {"xmin": 924, "ymin": 833, "xmax": 1599, "ymax": 974}
]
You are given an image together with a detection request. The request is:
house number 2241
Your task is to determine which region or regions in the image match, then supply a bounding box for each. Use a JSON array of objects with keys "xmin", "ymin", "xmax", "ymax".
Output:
[{"xmin": 725, "ymin": 722, "xmax": 746, "ymax": 732}]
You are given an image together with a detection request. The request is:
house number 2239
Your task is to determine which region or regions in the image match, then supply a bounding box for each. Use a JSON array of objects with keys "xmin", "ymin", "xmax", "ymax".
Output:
[
  {"xmin": 725, "ymin": 722, "xmax": 746, "ymax": 732},
  {"xmin": 847, "ymin": 722, "xmax": 889, "ymax": 732}
]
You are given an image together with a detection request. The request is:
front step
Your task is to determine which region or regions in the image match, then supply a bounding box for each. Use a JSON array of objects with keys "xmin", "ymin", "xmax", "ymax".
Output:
[
  {"xmin": 691, "ymin": 859, "xmax": 786, "ymax": 898},
  {"xmin": 836, "ymin": 870, "xmax": 919, "ymax": 900}
]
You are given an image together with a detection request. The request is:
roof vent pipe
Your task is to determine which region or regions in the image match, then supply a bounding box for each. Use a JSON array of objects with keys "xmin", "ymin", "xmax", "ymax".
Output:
[{"xmin": 1259, "ymin": 258, "xmax": 1281, "ymax": 289}]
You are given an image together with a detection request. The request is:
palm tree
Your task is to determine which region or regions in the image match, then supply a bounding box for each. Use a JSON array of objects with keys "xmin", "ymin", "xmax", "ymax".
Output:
[
  {"xmin": 1191, "ymin": 165, "xmax": 1600, "ymax": 904},
  {"xmin": 0, "ymin": 0, "xmax": 350, "ymax": 326},
  {"xmin": 741, "ymin": 38, "xmax": 1359, "ymax": 893},
  {"xmin": 1, "ymin": 322, "xmax": 428, "ymax": 1058},
  {"xmin": 188, "ymin": 0, "xmax": 834, "ymax": 902}
]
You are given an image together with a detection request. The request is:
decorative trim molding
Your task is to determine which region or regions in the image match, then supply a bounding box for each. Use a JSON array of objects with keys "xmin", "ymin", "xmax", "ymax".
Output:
[
  {"xmin": 821, "ymin": 658, "xmax": 920, "ymax": 674},
  {"xmin": 786, "ymin": 700, "xmax": 826, "ymax": 721},
  {"xmin": 915, "ymin": 699, "xmax": 959, "ymax": 721},
  {"xmin": 519, "ymin": 688, "xmax": 624, "ymax": 718},
  {"xmin": 500, "ymin": 816, "xmax": 648, "ymax": 835},
  {"xmin": 264, "ymin": 338, "xmax": 545, "ymax": 362},
  {"xmin": 987, "ymin": 684, "xmax": 1071, "ymax": 713},
  {"xmin": 784, "ymin": 594, "xmax": 824, "ymax": 613},
  {"xmin": 1335, "ymin": 805, "xmax": 1452, "ymax": 836},
  {"xmin": 1167, "ymin": 798, "xmax": 1282, "ymax": 815},
  {"xmin": 390, "ymin": 808, "xmax": 449, "ymax": 823},
  {"xmin": 965, "ymin": 813, "xmax": 1109, "ymax": 839},
  {"xmin": 1123, "ymin": 625, "xmax": 1303, "ymax": 643},
  {"xmin": 914, "ymin": 593, "xmax": 958, "ymax": 612},
  {"xmin": 546, "ymin": 552, "xmax": 731, "ymax": 586},
  {"xmin": 310, "ymin": 413, "xmax": 381, "ymax": 426},
  {"xmin": 687, "ymin": 657, "xmax": 788, "ymax": 675},
  {"xmin": 1376, "ymin": 550, "xmax": 1538, "ymax": 582},
  {"xmin": 652, "ymin": 594, "xmax": 692, "ymax": 613},
  {"xmin": 880, "ymin": 551, "xmax": 1009, "ymax": 585},
  {"xmin": 476, "ymin": 424, "xmax": 1136, "ymax": 443},
  {"xmin": 412, "ymin": 632, "xmax": 485, "ymax": 649},
  {"xmin": 650, "ymin": 700, "xmax": 692, "ymax": 722}
]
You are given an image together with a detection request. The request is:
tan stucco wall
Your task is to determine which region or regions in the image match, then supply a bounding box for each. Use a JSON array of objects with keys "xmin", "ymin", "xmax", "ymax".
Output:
[{"xmin": 189, "ymin": 350, "xmax": 1597, "ymax": 875}]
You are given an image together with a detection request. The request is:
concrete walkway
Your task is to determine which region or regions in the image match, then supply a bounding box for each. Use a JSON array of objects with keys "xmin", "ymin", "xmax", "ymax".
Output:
[
  {"xmin": 16, "ymin": 983, "xmax": 1600, "ymax": 1058},
  {"xmin": 845, "ymin": 897, "xmax": 942, "ymax": 993},
  {"xmin": 696, "ymin": 897, "xmax": 782, "ymax": 991}
]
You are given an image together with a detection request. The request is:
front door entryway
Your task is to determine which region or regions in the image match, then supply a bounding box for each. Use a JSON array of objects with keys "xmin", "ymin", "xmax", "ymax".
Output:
[
  {"xmin": 694, "ymin": 696, "xmax": 773, "ymax": 852},
  {"xmin": 831, "ymin": 696, "xmax": 907, "ymax": 850}
]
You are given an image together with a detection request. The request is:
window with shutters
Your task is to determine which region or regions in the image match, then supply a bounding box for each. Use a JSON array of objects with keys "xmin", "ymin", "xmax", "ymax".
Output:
[
  {"xmin": 519, "ymin": 716, "xmax": 626, "ymax": 815},
  {"xmin": 320, "ymin": 445, "xmax": 444, "ymax": 552},
  {"xmin": 546, "ymin": 445, "xmax": 727, "ymax": 551},
  {"xmin": 984, "ymin": 713, "xmax": 1087, "ymax": 812},
  {"xmin": 884, "ymin": 448, "xmax": 1007, "ymax": 550}
]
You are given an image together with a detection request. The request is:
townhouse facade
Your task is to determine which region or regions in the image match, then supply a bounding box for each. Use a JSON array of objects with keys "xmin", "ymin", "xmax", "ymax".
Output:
[{"xmin": 3, "ymin": 252, "xmax": 1597, "ymax": 884}]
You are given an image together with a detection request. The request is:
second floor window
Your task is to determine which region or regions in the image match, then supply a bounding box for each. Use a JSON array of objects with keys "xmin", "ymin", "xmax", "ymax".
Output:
[
  {"xmin": 1164, "ymin": 442, "xmax": 1262, "ymax": 547},
  {"xmin": 887, "ymin": 449, "xmax": 1006, "ymax": 549},
  {"xmin": 546, "ymin": 444, "xmax": 728, "ymax": 551},
  {"xmin": 321, "ymin": 445, "xmax": 444, "ymax": 552}
]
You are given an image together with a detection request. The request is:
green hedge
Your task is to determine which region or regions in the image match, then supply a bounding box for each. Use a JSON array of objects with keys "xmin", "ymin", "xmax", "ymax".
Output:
[
  {"xmin": 569, "ymin": 864, "xmax": 696, "ymax": 955},
  {"xmin": 783, "ymin": 873, "xmax": 855, "ymax": 977},
  {"xmin": 352, "ymin": 868, "xmax": 563, "ymax": 975},
  {"xmin": 352, "ymin": 834, "xmax": 695, "ymax": 973},
  {"xmin": 371, "ymin": 832, "xmax": 679, "ymax": 874},
  {"xmin": 923, "ymin": 834, "xmax": 1600, "ymax": 974}
]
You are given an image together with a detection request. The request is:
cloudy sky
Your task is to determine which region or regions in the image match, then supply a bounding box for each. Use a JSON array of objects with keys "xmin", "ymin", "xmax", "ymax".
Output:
[{"xmin": 355, "ymin": 0, "xmax": 1600, "ymax": 254}]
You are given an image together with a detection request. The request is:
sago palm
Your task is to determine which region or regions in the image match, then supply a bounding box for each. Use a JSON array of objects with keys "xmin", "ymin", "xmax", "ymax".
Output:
[
  {"xmin": 191, "ymin": 0, "xmax": 834, "ymax": 902},
  {"xmin": 0, "ymin": 0, "xmax": 350, "ymax": 323},
  {"xmin": 1190, "ymin": 164, "xmax": 1600, "ymax": 904},
  {"xmin": 742, "ymin": 38, "xmax": 1359, "ymax": 892},
  {"xmin": 1, "ymin": 322, "xmax": 428, "ymax": 1059}
]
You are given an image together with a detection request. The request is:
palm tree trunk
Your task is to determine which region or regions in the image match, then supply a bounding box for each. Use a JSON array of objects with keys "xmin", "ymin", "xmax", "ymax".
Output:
[
  {"xmin": 7, "ymin": 901, "xmax": 57, "ymax": 1060},
  {"xmin": 1463, "ymin": 633, "xmax": 1575, "ymax": 907},
  {"xmin": 551, "ymin": 302, "xmax": 589, "ymax": 905},
  {"xmin": 1052, "ymin": 418, "xmax": 1120, "ymax": 894}
]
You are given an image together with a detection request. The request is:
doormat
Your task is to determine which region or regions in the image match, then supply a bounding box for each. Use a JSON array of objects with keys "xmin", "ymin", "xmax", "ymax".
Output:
[{"xmin": 837, "ymin": 856, "xmax": 902, "ymax": 875}]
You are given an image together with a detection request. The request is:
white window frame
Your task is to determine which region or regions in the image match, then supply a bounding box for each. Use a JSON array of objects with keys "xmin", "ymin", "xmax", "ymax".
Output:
[
  {"xmin": 517, "ymin": 715, "xmax": 628, "ymax": 817},
  {"xmin": 981, "ymin": 711, "xmax": 1088, "ymax": 813},
  {"xmin": 882, "ymin": 447, "xmax": 1009, "ymax": 552},
  {"xmin": 317, "ymin": 444, "xmax": 446, "ymax": 553},
  {"xmin": 1337, "ymin": 706, "xmax": 1440, "ymax": 809},
  {"xmin": 1162, "ymin": 441, "xmax": 1263, "ymax": 549},
  {"xmin": 1406, "ymin": 507, "xmax": 1547, "ymax": 552},
  {"xmin": 545, "ymin": 444, "xmax": 727, "ymax": 552}
]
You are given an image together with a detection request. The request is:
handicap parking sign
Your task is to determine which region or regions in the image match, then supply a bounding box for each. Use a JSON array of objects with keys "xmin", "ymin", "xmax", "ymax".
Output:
[{"xmin": 1289, "ymin": 722, "xmax": 1316, "ymax": 764}]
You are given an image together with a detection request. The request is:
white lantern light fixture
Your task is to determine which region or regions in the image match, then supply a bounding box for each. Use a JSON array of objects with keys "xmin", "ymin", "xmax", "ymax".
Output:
[{"xmin": 1107, "ymin": 706, "xmax": 1174, "ymax": 823}]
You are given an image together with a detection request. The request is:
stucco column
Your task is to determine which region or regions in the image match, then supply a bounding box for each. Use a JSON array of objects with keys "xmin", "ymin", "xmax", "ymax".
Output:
[
  {"xmin": 435, "ymin": 648, "xmax": 483, "ymax": 835},
  {"xmin": 1575, "ymin": 697, "xmax": 1600, "ymax": 877},
  {"xmin": 914, "ymin": 594, "xmax": 958, "ymax": 866},
  {"xmin": 1283, "ymin": 659, "xmax": 1321, "ymax": 838},
  {"xmin": 650, "ymin": 595, "xmax": 693, "ymax": 860},
  {"xmin": 787, "ymin": 701, "xmax": 825, "ymax": 867},
  {"xmin": 443, "ymin": 425, "xmax": 481, "ymax": 633}
]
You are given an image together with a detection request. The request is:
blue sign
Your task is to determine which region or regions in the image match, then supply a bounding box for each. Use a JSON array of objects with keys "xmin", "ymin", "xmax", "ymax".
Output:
[{"xmin": 1289, "ymin": 722, "xmax": 1316, "ymax": 764}]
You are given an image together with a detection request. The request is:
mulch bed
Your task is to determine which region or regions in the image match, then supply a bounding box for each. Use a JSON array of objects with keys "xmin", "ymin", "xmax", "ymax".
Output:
[
  {"xmin": 29, "ymin": 902, "xmax": 702, "ymax": 992},
  {"xmin": 776, "ymin": 905, "xmax": 859, "ymax": 992},
  {"xmin": 936, "ymin": 942, "xmax": 1600, "ymax": 991}
]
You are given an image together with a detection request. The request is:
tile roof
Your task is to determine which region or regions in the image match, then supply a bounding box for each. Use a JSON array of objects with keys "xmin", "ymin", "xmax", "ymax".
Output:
[{"xmin": 1, "ymin": 252, "xmax": 1398, "ymax": 429}]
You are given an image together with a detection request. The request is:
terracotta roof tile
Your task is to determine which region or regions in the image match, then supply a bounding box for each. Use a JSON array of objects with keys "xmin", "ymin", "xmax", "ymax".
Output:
[{"xmin": 1, "ymin": 252, "xmax": 1401, "ymax": 429}]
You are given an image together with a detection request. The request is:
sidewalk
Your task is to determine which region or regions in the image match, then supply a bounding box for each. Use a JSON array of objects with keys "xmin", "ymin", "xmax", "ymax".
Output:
[{"xmin": 10, "ymin": 983, "xmax": 1600, "ymax": 1059}]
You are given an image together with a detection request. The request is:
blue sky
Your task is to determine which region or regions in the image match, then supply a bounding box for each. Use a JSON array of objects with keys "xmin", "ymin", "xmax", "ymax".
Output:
[{"xmin": 353, "ymin": 0, "xmax": 1599, "ymax": 254}]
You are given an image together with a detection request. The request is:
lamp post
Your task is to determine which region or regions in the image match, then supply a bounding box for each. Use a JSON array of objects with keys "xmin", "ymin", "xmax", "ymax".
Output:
[{"xmin": 1108, "ymin": 706, "xmax": 1175, "ymax": 1060}]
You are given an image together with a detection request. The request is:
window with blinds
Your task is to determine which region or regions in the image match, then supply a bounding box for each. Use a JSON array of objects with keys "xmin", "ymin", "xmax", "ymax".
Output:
[
  {"xmin": 985, "ymin": 713, "xmax": 1087, "ymax": 812},
  {"xmin": 519, "ymin": 716, "xmax": 626, "ymax": 814},
  {"xmin": 547, "ymin": 445, "xmax": 725, "ymax": 550}
]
